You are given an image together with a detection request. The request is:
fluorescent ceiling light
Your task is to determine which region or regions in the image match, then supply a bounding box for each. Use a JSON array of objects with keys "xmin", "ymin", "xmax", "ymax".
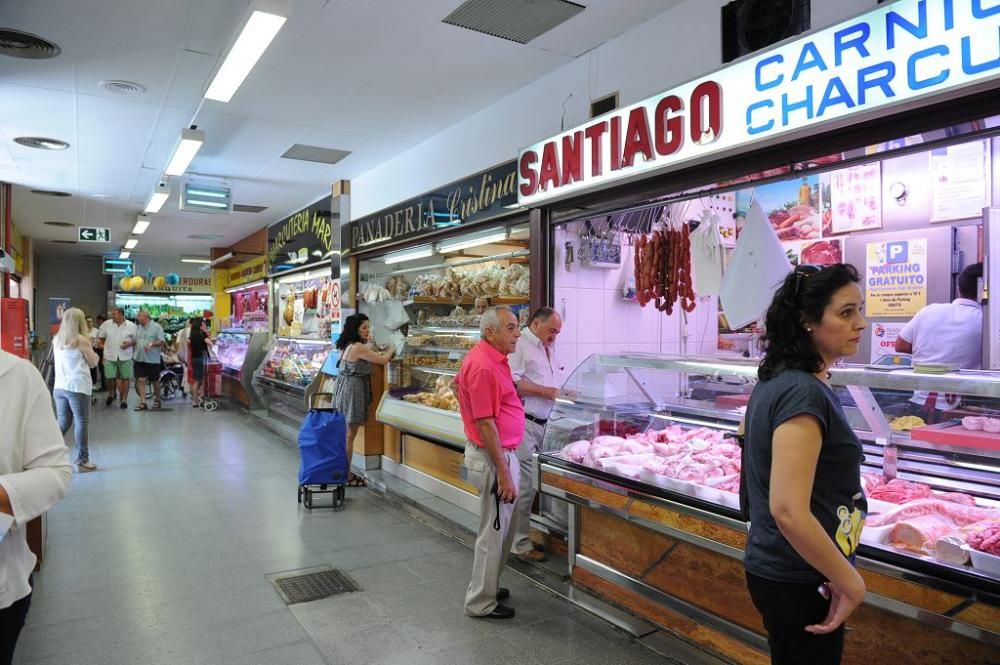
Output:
[
  {"xmin": 204, "ymin": 9, "xmax": 287, "ymax": 103},
  {"xmin": 437, "ymin": 228, "xmax": 508, "ymax": 253},
  {"xmin": 181, "ymin": 257, "xmax": 212, "ymax": 264},
  {"xmin": 277, "ymin": 268, "xmax": 330, "ymax": 284},
  {"xmin": 224, "ymin": 279, "xmax": 265, "ymax": 294},
  {"xmin": 144, "ymin": 182, "xmax": 170, "ymax": 214},
  {"xmin": 124, "ymin": 238, "xmax": 138, "ymax": 250},
  {"xmin": 384, "ymin": 244, "xmax": 434, "ymax": 265},
  {"xmin": 119, "ymin": 251, "xmax": 131, "ymax": 259},
  {"xmin": 132, "ymin": 215, "xmax": 151, "ymax": 235},
  {"xmin": 165, "ymin": 128, "xmax": 205, "ymax": 176},
  {"xmin": 210, "ymin": 252, "xmax": 235, "ymax": 267}
]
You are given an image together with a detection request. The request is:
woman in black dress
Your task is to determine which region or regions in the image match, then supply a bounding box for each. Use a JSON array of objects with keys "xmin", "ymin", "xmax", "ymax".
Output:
[
  {"xmin": 743, "ymin": 264, "xmax": 868, "ymax": 665},
  {"xmin": 188, "ymin": 317, "xmax": 213, "ymax": 408}
]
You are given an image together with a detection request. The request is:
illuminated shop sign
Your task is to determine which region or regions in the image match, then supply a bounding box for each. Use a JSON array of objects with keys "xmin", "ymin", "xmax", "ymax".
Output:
[{"xmin": 518, "ymin": 0, "xmax": 1000, "ymax": 206}]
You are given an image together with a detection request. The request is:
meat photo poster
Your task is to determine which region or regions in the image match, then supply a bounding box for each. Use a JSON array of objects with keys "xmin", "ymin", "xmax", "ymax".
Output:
[
  {"xmin": 828, "ymin": 162, "xmax": 882, "ymax": 233},
  {"xmin": 737, "ymin": 176, "xmax": 822, "ymax": 242}
]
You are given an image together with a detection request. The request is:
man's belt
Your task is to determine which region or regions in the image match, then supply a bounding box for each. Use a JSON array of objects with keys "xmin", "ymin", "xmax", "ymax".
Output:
[{"xmin": 525, "ymin": 413, "xmax": 548, "ymax": 426}]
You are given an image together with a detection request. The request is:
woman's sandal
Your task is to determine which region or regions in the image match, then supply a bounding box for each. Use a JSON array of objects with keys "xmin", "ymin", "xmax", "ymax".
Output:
[
  {"xmin": 152, "ymin": 400, "xmax": 162, "ymax": 410},
  {"xmin": 134, "ymin": 403, "xmax": 148, "ymax": 411},
  {"xmin": 347, "ymin": 473, "xmax": 368, "ymax": 487}
]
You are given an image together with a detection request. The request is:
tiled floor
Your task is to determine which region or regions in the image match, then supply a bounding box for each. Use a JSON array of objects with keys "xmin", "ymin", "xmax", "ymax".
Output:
[{"xmin": 14, "ymin": 397, "xmax": 671, "ymax": 665}]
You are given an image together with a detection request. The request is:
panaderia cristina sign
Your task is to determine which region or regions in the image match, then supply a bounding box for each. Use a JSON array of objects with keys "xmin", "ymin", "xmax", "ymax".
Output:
[
  {"xmin": 518, "ymin": 0, "xmax": 1000, "ymax": 205},
  {"xmin": 268, "ymin": 198, "xmax": 334, "ymax": 273},
  {"xmin": 346, "ymin": 161, "xmax": 518, "ymax": 254}
]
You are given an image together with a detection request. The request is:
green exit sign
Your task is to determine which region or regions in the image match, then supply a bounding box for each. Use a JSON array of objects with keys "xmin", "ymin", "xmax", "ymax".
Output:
[{"xmin": 79, "ymin": 226, "xmax": 111, "ymax": 242}]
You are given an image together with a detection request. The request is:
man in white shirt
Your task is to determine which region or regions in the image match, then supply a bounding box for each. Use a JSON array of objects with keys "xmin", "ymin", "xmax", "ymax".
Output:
[
  {"xmin": 508, "ymin": 307, "xmax": 564, "ymax": 563},
  {"xmin": 895, "ymin": 263, "xmax": 983, "ymax": 415},
  {"xmin": 98, "ymin": 307, "xmax": 138, "ymax": 409},
  {"xmin": 0, "ymin": 350, "xmax": 73, "ymax": 663}
]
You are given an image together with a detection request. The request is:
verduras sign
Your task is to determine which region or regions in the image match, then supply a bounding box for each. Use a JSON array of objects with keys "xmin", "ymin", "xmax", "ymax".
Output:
[{"xmin": 518, "ymin": 0, "xmax": 1000, "ymax": 206}]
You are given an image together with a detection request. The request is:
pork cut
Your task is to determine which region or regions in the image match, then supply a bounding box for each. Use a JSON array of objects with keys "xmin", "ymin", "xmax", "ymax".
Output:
[
  {"xmin": 967, "ymin": 521, "xmax": 1000, "ymax": 556},
  {"xmin": 866, "ymin": 499, "xmax": 999, "ymax": 528},
  {"xmin": 888, "ymin": 515, "xmax": 958, "ymax": 554}
]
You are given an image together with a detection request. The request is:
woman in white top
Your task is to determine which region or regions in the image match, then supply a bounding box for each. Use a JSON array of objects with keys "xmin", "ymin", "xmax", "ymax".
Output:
[{"xmin": 53, "ymin": 307, "xmax": 100, "ymax": 471}]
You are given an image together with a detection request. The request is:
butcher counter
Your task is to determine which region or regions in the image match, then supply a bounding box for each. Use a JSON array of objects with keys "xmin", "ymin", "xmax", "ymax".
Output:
[{"xmin": 536, "ymin": 354, "xmax": 1000, "ymax": 665}]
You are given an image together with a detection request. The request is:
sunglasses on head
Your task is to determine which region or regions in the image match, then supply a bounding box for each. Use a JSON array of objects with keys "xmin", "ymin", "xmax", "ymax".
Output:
[{"xmin": 793, "ymin": 264, "xmax": 825, "ymax": 297}]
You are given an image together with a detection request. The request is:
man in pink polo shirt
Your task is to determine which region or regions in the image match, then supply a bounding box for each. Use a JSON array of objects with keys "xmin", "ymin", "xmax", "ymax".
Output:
[{"xmin": 455, "ymin": 306, "xmax": 524, "ymax": 619}]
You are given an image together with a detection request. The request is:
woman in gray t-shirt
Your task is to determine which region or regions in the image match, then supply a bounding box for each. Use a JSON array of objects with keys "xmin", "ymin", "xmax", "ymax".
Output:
[{"xmin": 743, "ymin": 263, "xmax": 868, "ymax": 665}]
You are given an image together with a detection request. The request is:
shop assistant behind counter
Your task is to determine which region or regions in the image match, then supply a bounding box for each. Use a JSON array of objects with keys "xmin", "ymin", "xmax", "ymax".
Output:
[{"xmin": 894, "ymin": 263, "xmax": 983, "ymax": 412}]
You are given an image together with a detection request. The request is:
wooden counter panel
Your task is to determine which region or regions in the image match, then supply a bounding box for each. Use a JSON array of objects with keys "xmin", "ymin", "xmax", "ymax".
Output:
[
  {"xmin": 579, "ymin": 507, "xmax": 675, "ymax": 578},
  {"xmin": 626, "ymin": 499, "xmax": 746, "ymax": 550},
  {"xmin": 843, "ymin": 604, "xmax": 1000, "ymax": 665},
  {"xmin": 643, "ymin": 542, "xmax": 763, "ymax": 633},
  {"xmin": 541, "ymin": 472, "xmax": 631, "ymax": 512},
  {"xmin": 573, "ymin": 566, "xmax": 770, "ymax": 665},
  {"xmin": 861, "ymin": 570, "xmax": 966, "ymax": 616},
  {"xmin": 403, "ymin": 435, "xmax": 477, "ymax": 495},
  {"xmin": 955, "ymin": 603, "xmax": 1000, "ymax": 634},
  {"xmin": 561, "ymin": 470, "xmax": 1000, "ymax": 663},
  {"xmin": 383, "ymin": 425, "xmax": 401, "ymax": 463}
]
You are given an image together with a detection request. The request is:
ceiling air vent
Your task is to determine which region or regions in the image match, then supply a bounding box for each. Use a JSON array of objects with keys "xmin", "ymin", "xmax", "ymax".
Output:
[
  {"xmin": 99, "ymin": 80, "xmax": 146, "ymax": 96},
  {"xmin": 233, "ymin": 204, "xmax": 268, "ymax": 213},
  {"xmin": 52, "ymin": 240, "xmax": 77, "ymax": 245},
  {"xmin": 15, "ymin": 136, "xmax": 70, "ymax": 150},
  {"xmin": 187, "ymin": 234, "xmax": 225, "ymax": 240},
  {"xmin": 31, "ymin": 189, "xmax": 72, "ymax": 197},
  {"xmin": 281, "ymin": 144, "xmax": 351, "ymax": 165},
  {"xmin": 0, "ymin": 29, "xmax": 61, "ymax": 59},
  {"xmin": 443, "ymin": 0, "xmax": 584, "ymax": 45},
  {"xmin": 44, "ymin": 221, "xmax": 74, "ymax": 227},
  {"xmin": 722, "ymin": 0, "xmax": 810, "ymax": 63}
]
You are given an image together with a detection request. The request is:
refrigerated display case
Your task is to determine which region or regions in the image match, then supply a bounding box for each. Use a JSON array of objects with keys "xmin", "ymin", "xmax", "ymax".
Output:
[
  {"xmin": 537, "ymin": 353, "xmax": 999, "ymax": 663},
  {"xmin": 226, "ymin": 282, "xmax": 268, "ymax": 332},
  {"xmin": 215, "ymin": 329, "xmax": 269, "ymax": 409},
  {"xmin": 253, "ymin": 336, "xmax": 334, "ymax": 431},
  {"xmin": 376, "ymin": 326, "xmax": 477, "ymax": 448}
]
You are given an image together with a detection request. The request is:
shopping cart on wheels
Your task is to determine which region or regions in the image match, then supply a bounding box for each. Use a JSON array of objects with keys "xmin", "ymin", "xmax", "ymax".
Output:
[
  {"xmin": 297, "ymin": 392, "xmax": 348, "ymax": 510},
  {"xmin": 201, "ymin": 358, "xmax": 222, "ymax": 412}
]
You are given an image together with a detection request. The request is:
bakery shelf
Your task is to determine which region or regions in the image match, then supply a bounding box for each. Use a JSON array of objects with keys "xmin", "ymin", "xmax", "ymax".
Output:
[
  {"xmin": 410, "ymin": 295, "xmax": 529, "ymax": 305},
  {"xmin": 407, "ymin": 365, "xmax": 460, "ymax": 376}
]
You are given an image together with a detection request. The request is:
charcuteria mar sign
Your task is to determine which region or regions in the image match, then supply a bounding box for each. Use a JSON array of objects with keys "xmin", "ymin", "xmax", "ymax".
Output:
[{"xmin": 518, "ymin": 0, "xmax": 1000, "ymax": 206}]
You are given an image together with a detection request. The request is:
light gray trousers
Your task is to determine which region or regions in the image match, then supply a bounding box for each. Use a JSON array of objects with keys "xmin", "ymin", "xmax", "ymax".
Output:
[{"xmin": 463, "ymin": 442, "xmax": 520, "ymax": 617}]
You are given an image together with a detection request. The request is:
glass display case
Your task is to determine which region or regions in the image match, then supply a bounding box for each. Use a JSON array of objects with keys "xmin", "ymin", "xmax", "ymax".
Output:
[
  {"xmin": 541, "ymin": 353, "xmax": 1000, "ymax": 587},
  {"xmin": 255, "ymin": 337, "xmax": 333, "ymax": 392},
  {"xmin": 216, "ymin": 331, "xmax": 251, "ymax": 376},
  {"xmin": 228, "ymin": 283, "xmax": 268, "ymax": 332},
  {"xmin": 376, "ymin": 326, "xmax": 477, "ymax": 447}
]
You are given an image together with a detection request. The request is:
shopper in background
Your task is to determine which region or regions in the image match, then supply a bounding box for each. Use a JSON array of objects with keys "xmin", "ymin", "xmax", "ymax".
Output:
[
  {"xmin": 0, "ymin": 349, "xmax": 73, "ymax": 664},
  {"xmin": 53, "ymin": 308, "xmax": 100, "ymax": 472},
  {"xmin": 894, "ymin": 262, "xmax": 983, "ymax": 416},
  {"xmin": 97, "ymin": 307, "xmax": 137, "ymax": 409},
  {"xmin": 332, "ymin": 313, "xmax": 395, "ymax": 487},
  {"xmin": 742, "ymin": 263, "xmax": 868, "ymax": 665},
  {"xmin": 91, "ymin": 313, "xmax": 107, "ymax": 391},
  {"xmin": 188, "ymin": 317, "xmax": 213, "ymax": 408},
  {"xmin": 133, "ymin": 310, "xmax": 166, "ymax": 411},
  {"xmin": 508, "ymin": 306, "xmax": 564, "ymax": 563},
  {"xmin": 456, "ymin": 306, "xmax": 523, "ymax": 620}
]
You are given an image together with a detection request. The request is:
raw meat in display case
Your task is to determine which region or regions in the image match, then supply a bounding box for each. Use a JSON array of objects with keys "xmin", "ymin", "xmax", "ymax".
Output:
[
  {"xmin": 215, "ymin": 331, "xmax": 250, "ymax": 374},
  {"xmin": 539, "ymin": 352, "xmax": 1000, "ymax": 584}
]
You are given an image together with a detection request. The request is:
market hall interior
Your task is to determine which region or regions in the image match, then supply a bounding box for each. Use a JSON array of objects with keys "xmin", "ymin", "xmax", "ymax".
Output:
[{"xmin": 2, "ymin": 1, "xmax": 999, "ymax": 664}]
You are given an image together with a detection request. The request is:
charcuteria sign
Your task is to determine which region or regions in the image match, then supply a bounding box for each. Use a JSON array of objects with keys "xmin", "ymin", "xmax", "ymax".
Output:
[{"xmin": 518, "ymin": 0, "xmax": 1000, "ymax": 206}]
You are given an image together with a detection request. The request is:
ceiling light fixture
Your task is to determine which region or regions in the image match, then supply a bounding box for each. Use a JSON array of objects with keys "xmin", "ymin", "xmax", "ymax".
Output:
[
  {"xmin": 132, "ymin": 215, "xmax": 151, "ymax": 235},
  {"xmin": 210, "ymin": 252, "xmax": 235, "ymax": 267},
  {"xmin": 181, "ymin": 257, "xmax": 212, "ymax": 264},
  {"xmin": 437, "ymin": 227, "xmax": 508, "ymax": 253},
  {"xmin": 383, "ymin": 244, "xmax": 434, "ymax": 265},
  {"xmin": 119, "ymin": 250, "xmax": 131, "ymax": 259},
  {"xmin": 14, "ymin": 136, "xmax": 69, "ymax": 150},
  {"xmin": 144, "ymin": 182, "xmax": 170, "ymax": 214},
  {"xmin": 124, "ymin": 238, "xmax": 138, "ymax": 250},
  {"xmin": 164, "ymin": 127, "xmax": 205, "ymax": 176},
  {"xmin": 224, "ymin": 279, "xmax": 266, "ymax": 294},
  {"xmin": 204, "ymin": 2, "xmax": 288, "ymax": 103}
]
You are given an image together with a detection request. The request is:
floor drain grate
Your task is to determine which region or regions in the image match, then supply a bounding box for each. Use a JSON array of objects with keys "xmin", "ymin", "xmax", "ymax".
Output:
[{"xmin": 271, "ymin": 568, "xmax": 360, "ymax": 605}]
